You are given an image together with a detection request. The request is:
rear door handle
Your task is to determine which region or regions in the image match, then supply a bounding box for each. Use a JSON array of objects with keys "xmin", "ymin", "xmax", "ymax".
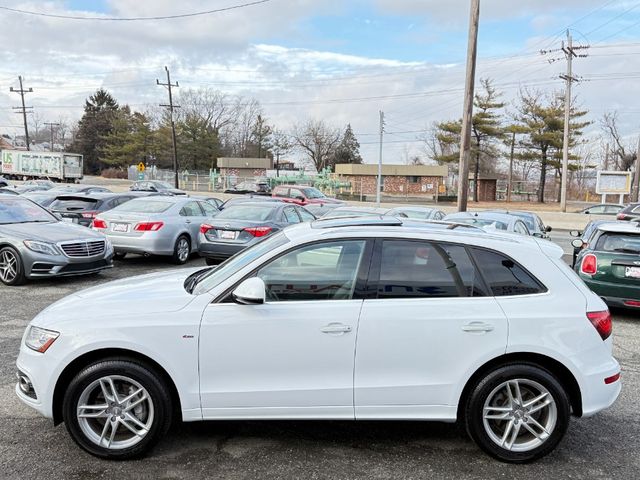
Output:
[
  {"xmin": 462, "ymin": 322, "xmax": 494, "ymax": 333},
  {"xmin": 320, "ymin": 323, "xmax": 352, "ymax": 334},
  {"xmin": 185, "ymin": 220, "xmax": 192, "ymax": 224}
]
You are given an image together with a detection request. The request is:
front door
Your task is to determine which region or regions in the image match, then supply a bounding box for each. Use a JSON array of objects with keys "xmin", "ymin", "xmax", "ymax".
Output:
[
  {"xmin": 354, "ymin": 239, "xmax": 508, "ymax": 420},
  {"xmin": 199, "ymin": 239, "xmax": 372, "ymax": 419}
]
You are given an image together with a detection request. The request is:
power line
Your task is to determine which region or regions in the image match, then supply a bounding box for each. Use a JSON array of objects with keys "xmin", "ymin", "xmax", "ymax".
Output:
[{"xmin": 0, "ymin": 0, "xmax": 272, "ymax": 21}]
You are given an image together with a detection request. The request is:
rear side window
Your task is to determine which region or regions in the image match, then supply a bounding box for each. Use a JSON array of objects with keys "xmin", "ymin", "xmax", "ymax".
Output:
[
  {"xmin": 470, "ymin": 248, "xmax": 546, "ymax": 296},
  {"xmin": 377, "ymin": 240, "xmax": 487, "ymax": 298}
]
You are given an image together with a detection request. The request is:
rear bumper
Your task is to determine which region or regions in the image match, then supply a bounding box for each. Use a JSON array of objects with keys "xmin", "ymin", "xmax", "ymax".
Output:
[
  {"xmin": 107, "ymin": 232, "xmax": 176, "ymax": 256},
  {"xmin": 581, "ymin": 277, "xmax": 640, "ymax": 306},
  {"xmin": 198, "ymin": 241, "xmax": 249, "ymax": 260},
  {"xmin": 579, "ymin": 357, "xmax": 621, "ymax": 417}
]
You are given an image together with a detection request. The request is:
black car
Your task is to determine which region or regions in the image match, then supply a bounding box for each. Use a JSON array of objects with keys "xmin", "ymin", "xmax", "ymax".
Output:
[
  {"xmin": 616, "ymin": 203, "xmax": 640, "ymax": 221},
  {"xmin": 130, "ymin": 180, "xmax": 186, "ymax": 196},
  {"xmin": 219, "ymin": 195, "xmax": 283, "ymax": 209},
  {"xmin": 49, "ymin": 192, "xmax": 148, "ymax": 227},
  {"xmin": 198, "ymin": 202, "xmax": 315, "ymax": 264},
  {"xmin": 224, "ymin": 181, "xmax": 271, "ymax": 195},
  {"xmin": 48, "ymin": 184, "xmax": 112, "ymax": 194}
]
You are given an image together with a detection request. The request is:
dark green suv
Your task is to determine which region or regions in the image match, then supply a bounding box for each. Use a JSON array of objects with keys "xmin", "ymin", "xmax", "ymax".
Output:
[{"xmin": 573, "ymin": 222, "xmax": 640, "ymax": 309}]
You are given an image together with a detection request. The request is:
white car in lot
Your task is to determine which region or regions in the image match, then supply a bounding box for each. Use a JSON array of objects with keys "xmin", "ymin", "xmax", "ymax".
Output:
[{"xmin": 15, "ymin": 217, "xmax": 620, "ymax": 462}]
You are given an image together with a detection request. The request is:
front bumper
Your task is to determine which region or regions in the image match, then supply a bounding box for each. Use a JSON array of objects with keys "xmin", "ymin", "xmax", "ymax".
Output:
[{"xmin": 23, "ymin": 249, "xmax": 113, "ymax": 279}]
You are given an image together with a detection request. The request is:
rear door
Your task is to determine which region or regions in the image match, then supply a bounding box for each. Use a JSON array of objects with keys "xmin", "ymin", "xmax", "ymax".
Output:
[
  {"xmin": 179, "ymin": 201, "xmax": 207, "ymax": 245},
  {"xmin": 354, "ymin": 239, "xmax": 508, "ymax": 419}
]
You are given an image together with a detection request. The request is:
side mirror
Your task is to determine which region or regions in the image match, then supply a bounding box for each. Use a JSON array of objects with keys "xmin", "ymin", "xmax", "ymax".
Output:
[
  {"xmin": 571, "ymin": 239, "xmax": 584, "ymax": 249},
  {"xmin": 569, "ymin": 230, "xmax": 581, "ymax": 237},
  {"xmin": 545, "ymin": 225, "xmax": 552, "ymax": 233},
  {"xmin": 232, "ymin": 277, "xmax": 266, "ymax": 305},
  {"xmin": 583, "ymin": 210, "xmax": 590, "ymax": 214},
  {"xmin": 149, "ymin": 186, "xmax": 158, "ymax": 192}
]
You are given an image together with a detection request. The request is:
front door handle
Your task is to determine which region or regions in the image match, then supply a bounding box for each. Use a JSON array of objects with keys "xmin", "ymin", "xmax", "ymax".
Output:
[
  {"xmin": 320, "ymin": 323, "xmax": 352, "ymax": 335},
  {"xmin": 185, "ymin": 219, "xmax": 192, "ymax": 224},
  {"xmin": 462, "ymin": 322, "xmax": 494, "ymax": 333}
]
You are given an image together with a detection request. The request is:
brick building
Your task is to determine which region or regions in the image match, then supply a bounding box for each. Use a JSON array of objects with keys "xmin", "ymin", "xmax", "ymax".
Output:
[
  {"xmin": 218, "ymin": 157, "xmax": 273, "ymax": 178},
  {"xmin": 469, "ymin": 175, "xmax": 498, "ymax": 202},
  {"xmin": 335, "ymin": 164, "xmax": 448, "ymax": 196}
]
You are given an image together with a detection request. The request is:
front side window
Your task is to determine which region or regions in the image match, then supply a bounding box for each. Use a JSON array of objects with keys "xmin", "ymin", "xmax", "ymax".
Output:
[
  {"xmin": 377, "ymin": 240, "xmax": 486, "ymax": 299},
  {"xmin": 199, "ymin": 201, "xmax": 219, "ymax": 216},
  {"xmin": 470, "ymin": 248, "xmax": 545, "ymax": 296},
  {"xmin": 513, "ymin": 221, "xmax": 529, "ymax": 235},
  {"xmin": 297, "ymin": 207, "xmax": 316, "ymax": 222},
  {"xmin": 180, "ymin": 202, "xmax": 203, "ymax": 217},
  {"xmin": 283, "ymin": 207, "xmax": 301, "ymax": 224},
  {"xmin": 257, "ymin": 240, "xmax": 367, "ymax": 301}
]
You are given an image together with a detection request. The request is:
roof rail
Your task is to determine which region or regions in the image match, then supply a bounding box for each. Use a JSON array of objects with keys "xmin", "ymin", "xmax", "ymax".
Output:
[{"xmin": 311, "ymin": 215, "xmax": 403, "ymax": 229}]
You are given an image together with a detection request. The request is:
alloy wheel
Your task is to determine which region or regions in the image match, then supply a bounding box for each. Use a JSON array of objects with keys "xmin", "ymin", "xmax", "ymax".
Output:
[
  {"xmin": 177, "ymin": 239, "xmax": 189, "ymax": 262},
  {"xmin": 0, "ymin": 249, "xmax": 18, "ymax": 283},
  {"xmin": 76, "ymin": 375, "xmax": 154, "ymax": 450},
  {"xmin": 482, "ymin": 378, "xmax": 557, "ymax": 452}
]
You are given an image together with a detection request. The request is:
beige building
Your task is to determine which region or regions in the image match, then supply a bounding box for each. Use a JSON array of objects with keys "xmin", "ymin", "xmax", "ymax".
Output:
[
  {"xmin": 335, "ymin": 164, "xmax": 448, "ymax": 195},
  {"xmin": 218, "ymin": 157, "xmax": 273, "ymax": 177}
]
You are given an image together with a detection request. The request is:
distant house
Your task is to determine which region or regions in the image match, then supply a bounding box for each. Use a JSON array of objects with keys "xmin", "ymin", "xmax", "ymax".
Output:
[
  {"xmin": 335, "ymin": 163, "xmax": 449, "ymax": 195},
  {"xmin": 217, "ymin": 157, "xmax": 273, "ymax": 178}
]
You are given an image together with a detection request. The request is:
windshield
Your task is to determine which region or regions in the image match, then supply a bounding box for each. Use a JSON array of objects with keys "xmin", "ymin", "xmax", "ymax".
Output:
[
  {"xmin": 394, "ymin": 209, "xmax": 431, "ymax": 219},
  {"xmin": 214, "ymin": 205, "xmax": 275, "ymax": 221},
  {"xmin": 193, "ymin": 231, "xmax": 289, "ymax": 294},
  {"xmin": 302, "ymin": 187, "xmax": 325, "ymax": 199},
  {"xmin": 112, "ymin": 200, "xmax": 173, "ymax": 213},
  {"xmin": 596, "ymin": 232, "xmax": 640, "ymax": 254},
  {"xmin": 0, "ymin": 198, "xmax": 57, "ymax": 224}
]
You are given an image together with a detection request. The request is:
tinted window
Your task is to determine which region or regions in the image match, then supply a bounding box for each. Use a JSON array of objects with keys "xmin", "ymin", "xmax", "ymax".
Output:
[
  {"xmin": 180, "ymin": 202, "xmax": 203, "ymax": 216},
  {"xmin": 377, "ymin": 241, "xmax": 486, "ymax": 298},
  {"xmin": 50, "ymin": 198, "xmax": 98, "ymax": 211},
  {"xmin": 471, "ymin": 248, "xmax": 545, "ymax": 296},
  {"xmin": 257, "ymin": 240, "xmax": 366, "ymax": 301},
  {"xmin": 283, "ymin": 207, "xmax": 301, "ymax": 223},
  {"xmin": 297, "ymin": 207, "xmax": 316, "ymax": 222},
  {"xmin": 216, "ymin": 205, "xmax": 275, "ymax": 221},
  {"xmin": 596, "ymin": 232, "xmax": 640, "ymax": 253}
]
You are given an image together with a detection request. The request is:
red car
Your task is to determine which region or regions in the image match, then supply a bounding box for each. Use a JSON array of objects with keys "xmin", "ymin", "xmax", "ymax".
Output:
[{"xmin": 271, "ymin": 185, "xmax": 343, "ymax": 206}]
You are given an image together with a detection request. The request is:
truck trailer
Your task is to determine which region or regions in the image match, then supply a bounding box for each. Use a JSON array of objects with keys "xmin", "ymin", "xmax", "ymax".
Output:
[{"xmin": 0, "ymin": 150, "xmax": 83, "ymax": 183}]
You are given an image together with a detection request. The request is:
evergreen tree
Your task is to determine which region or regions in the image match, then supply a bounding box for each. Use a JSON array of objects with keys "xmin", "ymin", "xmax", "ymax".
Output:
[
  {"xmin": 332, "ymin": 124, "xmax": 362, "ymax": 168},
  {"xmin": 70, "ymin": 89, "xmax": 119, "ymax": 173},
  {"xmin": 100, "ymin": 108, "xmax": 153, "ymax": 168}
]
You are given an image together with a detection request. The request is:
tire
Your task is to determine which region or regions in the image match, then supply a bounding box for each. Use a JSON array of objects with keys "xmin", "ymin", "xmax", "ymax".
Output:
[
  {"xmin": 0, "ymin": 246, "xmax": 26, "ymax": 286},
  {"xmin": 62, "ymin": 358, "xmax": 173, "ymax": 460},
  {"xmin": 113, "ymin": 252, "xmax": 127, "ymax": 260},
  {"xmin": 464, "ymin": 363, "xmax": 570, "ymax": 463},
  {"xmin": 205, "ymin": 257, "xmax": 218, "ymax": 266},
  {"xmin": 171, "ymin": 235, "xmax": 190, "ymax": 265}
]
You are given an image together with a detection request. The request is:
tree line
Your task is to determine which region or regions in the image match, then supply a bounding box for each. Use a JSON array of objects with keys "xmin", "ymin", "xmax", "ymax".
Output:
[{"xmin": 69, "ymin": 88, "xmax": 362, "ymax": 175}]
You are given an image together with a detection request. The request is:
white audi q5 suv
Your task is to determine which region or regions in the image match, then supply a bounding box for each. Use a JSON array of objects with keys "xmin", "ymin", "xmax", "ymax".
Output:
[{"xmin": 15, "ymin": 217, "xmax": 620, "ymax": 462}]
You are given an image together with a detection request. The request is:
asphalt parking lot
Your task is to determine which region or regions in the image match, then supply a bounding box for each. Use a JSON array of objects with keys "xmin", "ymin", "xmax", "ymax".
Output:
[{"xmin": 1, "ymin": 244, "xmax": 639, "ymax": 479}]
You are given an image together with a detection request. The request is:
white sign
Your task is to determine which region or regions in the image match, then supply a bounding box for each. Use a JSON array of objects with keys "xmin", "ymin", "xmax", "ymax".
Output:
[{"xmin": 596, "ymin": 171, "xmax": 631, "ymax": 194}]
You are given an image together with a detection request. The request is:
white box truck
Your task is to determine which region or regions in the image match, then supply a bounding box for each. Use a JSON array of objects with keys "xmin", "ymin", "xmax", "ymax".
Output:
[{"xmin": 0, "ymin": 150, "xmax": 83, "ymax": 183}]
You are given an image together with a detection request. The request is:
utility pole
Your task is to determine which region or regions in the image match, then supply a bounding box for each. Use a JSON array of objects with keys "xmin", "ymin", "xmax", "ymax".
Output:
[
  {"xmin": 603, "ymin": 143, "xmax": 609, "ymax": 171},
  {"xmin": 507, "ymin": 131, "xmax": 516, "ymax": 203},
  {"xmin": 10, "ymin": 76, "xmax": 33, "ymax": 151},
  {"xmin": 157, "ymin": 66, "xmax": 180, "ymax": 188},
  {"xmin": 457, "ymin": 0, "xmax": 480, "ymax": 212},
  {"xmin": 376, "ymin": 110, "xmax": 384, "ymax": 207},
  {"xmin": 634, "ymin": 136, "xmax": 640, "ymax": 203},
  {"xmin": 44, "ymin": 122, "xmax": 60, "ymax": 152}
]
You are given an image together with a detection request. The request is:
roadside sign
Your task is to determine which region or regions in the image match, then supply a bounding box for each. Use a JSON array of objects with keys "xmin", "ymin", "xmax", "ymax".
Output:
[
  {"xmin": 596, "ymin": 171, "xmax": 631, "ymax": 194},
  {"xmin": 137, "ymin": 172, "xmax": 144, "ymax": 180},
  {"xmin": 137, "ymin": 162, "xmax": 145, "ymax": 173}
]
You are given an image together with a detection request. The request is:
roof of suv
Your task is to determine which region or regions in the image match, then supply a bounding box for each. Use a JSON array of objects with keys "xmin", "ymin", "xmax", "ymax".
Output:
[{"xmin": 595, "ymin": 221, "xmax": 640, "ymax": 234}]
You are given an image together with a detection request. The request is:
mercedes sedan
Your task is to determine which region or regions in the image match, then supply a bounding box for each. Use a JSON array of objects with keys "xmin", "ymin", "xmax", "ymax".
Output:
[
  {"xmin": 0, "ymin": 196, "xmax": 113, "ymax": 285},
  {"xmin": 16, "ymin": 217, "xmax": 620, "ymax": 462}
]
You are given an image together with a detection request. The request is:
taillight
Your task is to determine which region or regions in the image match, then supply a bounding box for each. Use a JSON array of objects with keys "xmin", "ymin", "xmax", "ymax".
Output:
[
  {"xmin": 200, "ymin": 224, "xmax": 213, "ymax": 234},
  {"xmin": 93, "ymin": 218, "xmax": 107, "ymax": 229},
  {"xmin": 134, "ymin": 221, "xmax": 164, "ymax": 232},
  {"xmin": 587, "ymin": 310, "xmax": 612, "ymax": 340},
  {"xmin": 81, "ymin": 211, "xmax": 98, "ymax": 218},
  {"xmin": 243, "ymin": 226, "xmax": 272, "ymax": 237},
  {"xmin": 616, "ymin": 213, "xmax": 624, "ymax": 220},
  {"xmin": 604, "ymin": 372, "xmax": 620, "ymax": 384},
  {"xmin": 623, "ymin": 300, "xmax": 640, "ymax": 307},
  {"xmin": 581, "ymin": 254, "xmax": 597, "ymax": 275}
]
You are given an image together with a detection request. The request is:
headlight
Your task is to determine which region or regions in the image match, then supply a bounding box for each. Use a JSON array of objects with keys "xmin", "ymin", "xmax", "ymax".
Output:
[
  {"xmin": 23, "ymin": 240, "xmax": 61, "ymax": 256},
  {"xmin": 25, "ymin": 326, "xmax": 60, "ymax": 353}
]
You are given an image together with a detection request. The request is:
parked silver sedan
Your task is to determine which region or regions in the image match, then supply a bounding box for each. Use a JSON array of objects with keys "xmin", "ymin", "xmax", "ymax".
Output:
[
  {"xmin": 443, "ymin": 211, "xmax": 531, "ymax": 235},
  {"xmin": 0, "ymin": 196, "xmax": 113, "ymax": 286},
  {"xmin": 93, "ymin": 196, "xmax": 219, "ymax": 264}
]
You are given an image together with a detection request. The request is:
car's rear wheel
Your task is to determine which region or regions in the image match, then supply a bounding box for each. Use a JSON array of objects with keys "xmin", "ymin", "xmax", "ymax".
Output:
[
  {"xmin": 172, "ymin": 235, "xmax": 190, "ymax": 265},
  {"xmin": 464, "ymin": 363, "xmax": 570, "ymax": 463},
  {"xmin": 0, "ymin": 246, "xmax": 26, "ymax": 286},
  {"xmin": 62, "ymin": 358, "xmax": 172, "ymax": 459}
]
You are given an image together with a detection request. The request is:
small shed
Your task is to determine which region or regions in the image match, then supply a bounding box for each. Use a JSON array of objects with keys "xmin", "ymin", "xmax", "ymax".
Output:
[{"xmin": 468, "ymin": 174, "xmax": 497, "ymax": 202}]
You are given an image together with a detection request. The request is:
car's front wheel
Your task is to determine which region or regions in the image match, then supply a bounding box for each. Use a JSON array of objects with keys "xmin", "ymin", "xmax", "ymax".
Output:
[
  {"xmin": 464, "ymin": 363, "xmax": 570, "ymax": 463},
  {"xmin": 0, "ymin": 246, "xmax": 26, "ymax": 286},
  {"xmin": 62, "ymin": 358, "xmax": 173, "ymax": 459}
]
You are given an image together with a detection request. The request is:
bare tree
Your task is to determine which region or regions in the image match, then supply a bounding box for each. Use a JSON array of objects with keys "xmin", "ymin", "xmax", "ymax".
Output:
[
  {"xmin": 292, "ymin": 119, "xmax": 341, "ymax": 172},
  {"xmin": 600, "ymin": 111, "xmax": 636, "ymax": 171}
]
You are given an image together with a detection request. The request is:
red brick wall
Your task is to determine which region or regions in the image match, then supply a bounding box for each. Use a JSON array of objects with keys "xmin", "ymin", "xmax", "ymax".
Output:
[{"xmin": 345, "ymin": 175, "xmax": 442, "ymax": 195}]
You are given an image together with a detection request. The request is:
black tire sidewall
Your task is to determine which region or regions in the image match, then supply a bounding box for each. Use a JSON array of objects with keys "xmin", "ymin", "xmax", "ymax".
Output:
[
  {"xmin": 172, "ymin": 235, "xmax": 190, "ymax": 265},
  {"xmin": 465, "ymin": 363, "xmax": 570, "ymax": 463},
  {"xmin": 62, "ymin": 359, "xmax": 172, "ymax": 459},
  {"xmin": 0, "ymin": 245, "xmax": 26, "ymax": 286}
]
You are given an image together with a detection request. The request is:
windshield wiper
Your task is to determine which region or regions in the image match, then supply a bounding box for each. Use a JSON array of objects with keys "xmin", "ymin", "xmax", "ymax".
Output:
[{"xmin": 613, "ymin": 248, "xmax": 640, "ymax": 254}]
